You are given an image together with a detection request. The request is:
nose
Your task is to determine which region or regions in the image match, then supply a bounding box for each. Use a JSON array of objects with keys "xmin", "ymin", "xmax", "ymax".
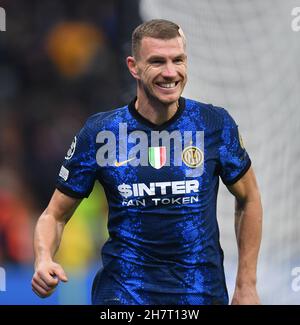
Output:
[{"xmin": 161, "ymin": 62, "xmax": 177, "ymax": 79}]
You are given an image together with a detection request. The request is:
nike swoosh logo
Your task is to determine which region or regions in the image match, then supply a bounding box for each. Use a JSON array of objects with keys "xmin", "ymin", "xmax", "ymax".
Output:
[{"xmin": 114, "ymin": 157, "xmax": 135, "ymax": 167}]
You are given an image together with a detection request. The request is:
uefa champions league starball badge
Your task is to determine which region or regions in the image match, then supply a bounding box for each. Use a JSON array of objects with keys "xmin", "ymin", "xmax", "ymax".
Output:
[{"xmin": 65, "ymin": 136, "xmax": 77, "ymax": 160}]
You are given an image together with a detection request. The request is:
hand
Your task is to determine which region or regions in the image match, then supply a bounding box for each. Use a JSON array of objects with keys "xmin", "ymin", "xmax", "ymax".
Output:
[
  {"xmin": 231, "ymin": 284, "xmax": 261, "ymax": 305},
  {"xmin": 32, "ymin": 260, "xmax": 68, "ymax": 298}
]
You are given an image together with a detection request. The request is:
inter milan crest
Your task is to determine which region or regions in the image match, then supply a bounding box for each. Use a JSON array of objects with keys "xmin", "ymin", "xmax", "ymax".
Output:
[
  {"xmin": 65, "ymin": 136, "xmax": 77, "ymax": 160},
  {"xmin": 148, "ymin": 146, "xmax": 166, "ymax": 169},
  {"xmin": 182, "ymin": 146, "xmax": 203, "ymax": 168}
]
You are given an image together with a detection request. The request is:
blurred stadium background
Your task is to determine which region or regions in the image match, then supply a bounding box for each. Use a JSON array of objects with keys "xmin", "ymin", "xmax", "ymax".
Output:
[{"xmin": 0, "ymin": 0, "xmax": 299, "ymax": 304}]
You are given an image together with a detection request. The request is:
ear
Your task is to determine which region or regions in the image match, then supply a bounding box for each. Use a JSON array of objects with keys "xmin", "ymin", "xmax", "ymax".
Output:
[{"xmin": 126, "ymin": 56, "xmax": 140, "ymax": 80}]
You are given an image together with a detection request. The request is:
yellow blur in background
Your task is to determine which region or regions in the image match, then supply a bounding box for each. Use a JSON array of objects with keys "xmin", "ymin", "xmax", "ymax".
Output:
[{"xmin": 46, "ymin": 22, "xmax": 105, "ymax": 78}]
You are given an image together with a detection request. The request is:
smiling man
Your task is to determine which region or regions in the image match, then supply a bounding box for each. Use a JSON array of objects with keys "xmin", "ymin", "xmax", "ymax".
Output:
[
  {"xmin": 126, "ymin": 22, "xmax": 187, "ymax": 124},
  {"xmin": 32, "ymin": 19, "xmax": 262, "ymax": 305}
]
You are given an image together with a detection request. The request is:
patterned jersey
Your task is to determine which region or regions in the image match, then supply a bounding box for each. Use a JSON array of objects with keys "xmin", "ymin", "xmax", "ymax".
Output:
[{"xmin": 56, "ymin": 97, "xmax": 251, "ymax": 305}]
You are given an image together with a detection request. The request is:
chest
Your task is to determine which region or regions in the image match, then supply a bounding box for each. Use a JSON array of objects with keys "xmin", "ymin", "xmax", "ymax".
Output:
[{"xmin": 95, "ymin": 125, "xmax": 221, "ymax": 196}]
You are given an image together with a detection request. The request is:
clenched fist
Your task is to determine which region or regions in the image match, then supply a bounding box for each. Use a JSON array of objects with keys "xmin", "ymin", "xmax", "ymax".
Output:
[{"xmin": 32, "ymin": 261, "xmax": 68, "ymax": 298}]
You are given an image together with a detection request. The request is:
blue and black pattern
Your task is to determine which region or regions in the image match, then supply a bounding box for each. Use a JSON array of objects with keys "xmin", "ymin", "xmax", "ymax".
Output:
[{"xmin": 56, "ymin": 97, "xmax": 251, "ymax": 305}]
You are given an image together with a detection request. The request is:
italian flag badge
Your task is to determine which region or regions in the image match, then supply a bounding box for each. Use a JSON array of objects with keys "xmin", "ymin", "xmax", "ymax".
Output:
[{"xmin": 148, "ymin": 146, "xmax": 166, "ymax": 169}]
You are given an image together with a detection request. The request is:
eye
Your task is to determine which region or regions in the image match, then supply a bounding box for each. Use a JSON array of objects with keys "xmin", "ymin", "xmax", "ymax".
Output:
[
  {"xmin": 150, "ymin": 59, "xmax": 164, "ymax": 65},
  {"xmin": 174, "ymin": 57, "xmax": 184, "ymax": 64}
]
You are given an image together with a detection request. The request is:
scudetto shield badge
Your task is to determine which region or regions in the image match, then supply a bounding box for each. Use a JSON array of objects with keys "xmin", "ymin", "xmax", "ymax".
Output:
[{"xmin": 148, "ymin": 146, "xmax": 166, "ymax": 169}]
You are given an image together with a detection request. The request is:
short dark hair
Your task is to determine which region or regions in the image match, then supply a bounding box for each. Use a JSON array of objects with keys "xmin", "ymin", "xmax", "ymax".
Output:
[{"xmin": 132, "ymin": 19, "xmax": 185, "ymax": 58}]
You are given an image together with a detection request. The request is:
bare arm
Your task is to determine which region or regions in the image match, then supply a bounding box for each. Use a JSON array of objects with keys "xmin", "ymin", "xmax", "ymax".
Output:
[
  {"xmin": 32, "ymin": 189, "xmax": 82, "ymax": 298},
  {"xmin": 227, "ymin": 167, "xmax": 263, "ymax": 305}
]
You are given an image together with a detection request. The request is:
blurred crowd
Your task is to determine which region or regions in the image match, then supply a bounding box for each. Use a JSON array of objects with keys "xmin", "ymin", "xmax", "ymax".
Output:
[{"xmin": 0, "ymin": 0, "xmax": 141, "ymax": 267}]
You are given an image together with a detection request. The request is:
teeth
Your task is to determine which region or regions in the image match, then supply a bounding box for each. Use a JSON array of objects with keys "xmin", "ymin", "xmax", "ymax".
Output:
[{"xmin": 158, "ymin": 82, "xmax": 176, "ymax": 88}]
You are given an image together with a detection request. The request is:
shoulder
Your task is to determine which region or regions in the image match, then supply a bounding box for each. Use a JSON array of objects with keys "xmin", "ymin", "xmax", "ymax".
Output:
[
  {"xmin": 83, "ymin": 104, "xmax": 129, "ymax": 132},
  {"xmin": 185, "ymin": 97, "xmax": 234, "ymax": 127}
]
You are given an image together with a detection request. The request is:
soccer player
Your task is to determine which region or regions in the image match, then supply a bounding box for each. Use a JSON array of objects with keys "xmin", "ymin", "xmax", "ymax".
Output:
[{"xmin": 32, "ymin": 19, "xmax": 262, "ymax": 305}]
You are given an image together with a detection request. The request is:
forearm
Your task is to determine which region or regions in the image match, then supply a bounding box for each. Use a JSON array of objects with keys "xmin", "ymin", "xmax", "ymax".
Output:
[
  {"xmin": 235, "ymin": 195, "xmax": 262, "ymax": 287},
  {"xmin": 34, "ymin": 210, "xmax": 66, "ymax": 266},
  {"xmin": 32, "ymin": 190, "xmax": 80, "ymax": 297}
]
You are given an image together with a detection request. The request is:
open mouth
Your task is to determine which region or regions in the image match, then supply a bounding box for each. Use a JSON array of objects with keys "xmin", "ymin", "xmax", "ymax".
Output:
[{"xmin": 155, "ymin": 81, "xmax": 180, "ymax": 89}]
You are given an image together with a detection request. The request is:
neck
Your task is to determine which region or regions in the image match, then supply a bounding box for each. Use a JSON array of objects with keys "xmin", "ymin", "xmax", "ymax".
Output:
[{"xmin": 135, "ymin": 94, "xmax": 179, "ymax": 126}]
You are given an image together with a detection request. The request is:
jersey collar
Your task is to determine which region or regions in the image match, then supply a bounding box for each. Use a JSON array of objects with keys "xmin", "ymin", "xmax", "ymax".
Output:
[{"xmin": 128, "ymin": 97, "xmax": 185, "ymax": 130}]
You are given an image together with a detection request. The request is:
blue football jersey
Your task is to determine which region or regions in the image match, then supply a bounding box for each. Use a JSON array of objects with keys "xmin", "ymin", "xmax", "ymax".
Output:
[{"xmin": 56, "ymin": 97, "xmax": 251, "ymax": 305}]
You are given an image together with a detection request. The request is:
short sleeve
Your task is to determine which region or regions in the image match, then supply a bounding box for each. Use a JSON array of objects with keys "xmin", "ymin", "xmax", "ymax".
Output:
[
  {"xmin": 56, "ymin": 121, "xmax": 97, "ymax": 198},
  {"xmin": 218, "ymin": 109, "xmax": 251, "ymax": 186}
]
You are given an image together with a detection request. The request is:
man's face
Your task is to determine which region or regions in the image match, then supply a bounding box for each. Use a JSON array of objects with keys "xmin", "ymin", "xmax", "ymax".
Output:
[{"xmin": 133, "ymin": 36, "xmax": 187, "ymax": 105}]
